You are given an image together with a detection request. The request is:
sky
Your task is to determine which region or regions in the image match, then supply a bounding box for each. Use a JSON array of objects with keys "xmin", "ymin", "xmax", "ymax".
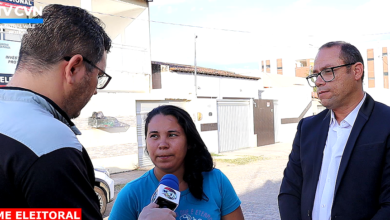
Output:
[{"xmin": 149, "ymin": 0, "xmax": 390, "ymax": 73}]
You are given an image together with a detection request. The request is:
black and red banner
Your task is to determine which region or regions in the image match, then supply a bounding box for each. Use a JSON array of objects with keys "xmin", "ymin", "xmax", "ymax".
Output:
[{"xmin": 0, "ymin": 209, "xmax": 82, "ymax": 220}]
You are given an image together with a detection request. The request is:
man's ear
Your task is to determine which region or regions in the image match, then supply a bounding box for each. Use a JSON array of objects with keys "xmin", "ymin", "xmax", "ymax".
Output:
[
  {"xmin": 64, "ymin": 55, "xmax": 84, "ymax": 85},
  {"xmin": 353, "ymin": 62, "xmax": 364, "ymax": 81}
]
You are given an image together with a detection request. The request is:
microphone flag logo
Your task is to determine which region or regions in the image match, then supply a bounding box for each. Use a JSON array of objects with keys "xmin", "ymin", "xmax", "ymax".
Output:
[
  {"xmin": 151, "ymin": 191, "xmax": 157, "ymax": 203},
  {"xmin": 163, "ymin": 186, "xmax": 177, "ymax": 200}
]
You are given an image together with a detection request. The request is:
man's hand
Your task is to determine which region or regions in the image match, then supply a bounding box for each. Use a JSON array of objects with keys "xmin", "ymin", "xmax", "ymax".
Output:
[{"xmin": 139, "ymin": 203, "xmax": 176, "ymax": 220}]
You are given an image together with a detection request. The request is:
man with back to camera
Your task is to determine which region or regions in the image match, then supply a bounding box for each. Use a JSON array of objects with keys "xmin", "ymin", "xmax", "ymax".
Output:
[
  {"xmin": 0, "ymin": 4, "xmax": 176, "ymax": 220},
  {"xmin": 278, "ymin": 41, "xmax": 390, "ymax": 220}
]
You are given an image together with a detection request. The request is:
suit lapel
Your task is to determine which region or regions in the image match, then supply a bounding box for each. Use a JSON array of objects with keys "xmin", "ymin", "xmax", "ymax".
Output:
[
  {"xmin": 310, "ymin": 110, "xmax": 331, "ymax": 198},
  {"xmin": 334, "ymin": 94, "xmax": 374, "ymax": 194},
  {"xmin": 313, "ymin": 110, "xmax": 331, "ymax": 176}
]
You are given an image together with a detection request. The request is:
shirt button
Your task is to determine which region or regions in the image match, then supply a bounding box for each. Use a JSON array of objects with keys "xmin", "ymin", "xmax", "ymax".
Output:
[{"xmin": 322, "ymin": 204, "xmax": 326, "ymax": 208}]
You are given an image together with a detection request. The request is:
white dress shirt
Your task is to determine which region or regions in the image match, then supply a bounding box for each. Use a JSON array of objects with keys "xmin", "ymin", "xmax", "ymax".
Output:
[{"xmin": 312, "ymin": 93, "xmax": 366, "ymax": 220}]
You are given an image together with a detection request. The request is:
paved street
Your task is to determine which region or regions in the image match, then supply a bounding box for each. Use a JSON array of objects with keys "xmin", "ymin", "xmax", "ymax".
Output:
[{"xmin": 104, "ymin": 142, "xmax": 292, "ymax": 220}]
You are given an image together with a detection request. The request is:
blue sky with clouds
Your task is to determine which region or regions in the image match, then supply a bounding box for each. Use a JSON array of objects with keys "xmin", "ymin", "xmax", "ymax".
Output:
[{"xmin": 149, "ymin": 0, "xmax": 390, "ymax": 72}]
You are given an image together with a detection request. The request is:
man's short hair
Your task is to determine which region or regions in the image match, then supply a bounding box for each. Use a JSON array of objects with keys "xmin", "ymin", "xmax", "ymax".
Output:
[
  {"xmin": 16, "ymin": 4, "xmax": 112, "ymax": 73},
  {"xmin": 319, "ymin": 41, "xmax": 365, "ymax": 82}
]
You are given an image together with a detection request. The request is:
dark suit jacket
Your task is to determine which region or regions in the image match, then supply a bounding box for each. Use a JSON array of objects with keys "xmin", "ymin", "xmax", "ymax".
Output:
[{"xmin": 278, "ymin": 94, "xmax": 390, "ymax": 220}]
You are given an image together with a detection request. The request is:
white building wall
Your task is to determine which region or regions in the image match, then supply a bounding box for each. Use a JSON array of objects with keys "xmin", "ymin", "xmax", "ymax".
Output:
[
  {"xmin": 189, "ymin": 99, "xmax": 219, "ymax": 154},
  {"xmin": 219, "ymin": 77, "xmax": 258, "ymax": 98},
  {"xmin": 103, "ymin": 8, "xmax": 151, "ymax": 92},
  {"xmin": 160, "ymin": 70, "xmax": 195, "ymax": 96},
  {"xmin": 271, "ymin": 59, "xmax": 278, "ymax": 75},
  {"xmin": 158, "ymin": 70, "xmax": 259, "ymax": 99},
  {"xmin": 262, "ymin": 86, "xmax": 312, "ymax": 143},
  {"xmin": 76, "ymin": 2, "xmax": 152, "ymax": 172},
  {"xmin": 282, "ymin": 57, "xmax": 297, "ymax": 77},
  {"xmin": 152, "ymin": 69, "xmax": 260, "ymax": 154},
  {"xmin": 358, "ymin": 42, "xmax": 390, "ymax": 106},
  {"xmin": 197, "ymin": 76, "xmax": 220, "ymax": 97},
  {"xmin": 190, "ymin": 98, "xmax": 257, "ymax": 154},
  {"xmin": 373, "ymin": 45, "xmax": 384, "ymax": 90},
  {"xmin": 259, "ymin": 46, "xmax": 318, "ymax": 78}
]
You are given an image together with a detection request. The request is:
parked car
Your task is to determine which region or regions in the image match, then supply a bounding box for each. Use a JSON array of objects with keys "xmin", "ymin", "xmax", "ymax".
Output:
[{"xmin": 94, "ymin": 166, "xmax": 114, "ymax": 215}]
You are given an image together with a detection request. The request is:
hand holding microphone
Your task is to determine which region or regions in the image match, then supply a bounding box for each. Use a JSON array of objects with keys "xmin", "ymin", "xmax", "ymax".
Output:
[
  {"xmin": 138, "ymin": 203, "xmax": 176, "ymax": 220},
  {"xmin": 150, "ymin": 174, "xmax": 181, "ymax": 210},
  {"xmin": 138, "ymin": 174, "xmax": 180, "ymax": 220}
]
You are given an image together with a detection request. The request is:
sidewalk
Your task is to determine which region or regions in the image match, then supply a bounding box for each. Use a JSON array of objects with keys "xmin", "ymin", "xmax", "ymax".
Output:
[{"xmin": 213, "ymin": 142, "xmax": 291, "ymax": 159}]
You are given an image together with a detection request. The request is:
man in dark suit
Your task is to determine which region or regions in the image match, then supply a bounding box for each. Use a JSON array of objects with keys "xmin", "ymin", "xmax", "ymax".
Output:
[{"xmin": 278, "ymin": 41, "xmax": 390, "ymax": 220}]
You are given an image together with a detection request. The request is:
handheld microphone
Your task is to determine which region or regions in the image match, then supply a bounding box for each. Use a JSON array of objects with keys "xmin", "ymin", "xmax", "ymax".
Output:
[{"xmin": 151, "ymin": 174, "xmax": 181, "ymax": 211}]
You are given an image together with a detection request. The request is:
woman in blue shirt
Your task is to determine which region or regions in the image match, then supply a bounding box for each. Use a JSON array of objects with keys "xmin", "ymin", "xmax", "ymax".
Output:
[{"xmin": 110, "ymin": 105, "xmax": 244, "ymax": 220}]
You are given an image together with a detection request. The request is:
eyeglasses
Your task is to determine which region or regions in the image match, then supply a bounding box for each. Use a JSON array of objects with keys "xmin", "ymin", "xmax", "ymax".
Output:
[
  {"xmin": 306, "ymin": 63, "xmax": 356, "ymax": 87},
  {"xmin": 64, "ymin": 56, "xmax": 111, "ymax": 89}
]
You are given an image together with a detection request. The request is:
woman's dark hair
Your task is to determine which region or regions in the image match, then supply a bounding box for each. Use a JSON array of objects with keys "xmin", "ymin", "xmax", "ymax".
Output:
[{"xmin": 144, "ymin": 105, "xmax": 214, "ymax": 200}]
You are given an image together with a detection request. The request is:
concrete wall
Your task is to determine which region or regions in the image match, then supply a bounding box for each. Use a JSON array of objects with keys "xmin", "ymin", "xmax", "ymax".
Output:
[
  {"xmin": 99, "ymin": 6, "xmax": 151, "ymax": 93},
  {"xmin": 159, "ymin": 69, "xmax": 260, "ymax": 99},
  {"xmin": 189, "ymin": 98, "xmax": 219, "ymax": 154},
  {"xmin": 190, "ymin": 98, "xmax": 257, "ymax": 153},
  {"xmin": 262, "ymin": 85, "xmax": 313, "ymax": 143},
  {"xmin": 159, "ymin": 70, "xmax": 194, "ymax": 96},
  {"xmin": 219, "ymin": 77, "xmax": 258, "ymax": 98}
]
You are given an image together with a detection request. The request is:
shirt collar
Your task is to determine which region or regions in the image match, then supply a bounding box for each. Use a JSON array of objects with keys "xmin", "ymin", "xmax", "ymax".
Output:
[
  {"xmin": 0, "ymin": 87, "xmax": 82, "ymax": 135},
  {"xmin": 329, "ymin": 93, "xmax": 366, "ymax": 127}
]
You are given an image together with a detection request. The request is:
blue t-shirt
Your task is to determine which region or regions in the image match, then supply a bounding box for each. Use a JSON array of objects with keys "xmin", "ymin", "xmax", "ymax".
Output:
[{"xmin": 109, "ymin": 168, "xmax": 241, "ymax": 220}]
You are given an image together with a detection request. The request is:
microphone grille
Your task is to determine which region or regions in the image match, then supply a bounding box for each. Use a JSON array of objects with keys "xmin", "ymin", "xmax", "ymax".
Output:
[{"xmin": 160, "ymin": 174, "xmax": 179, "ymax": 191}]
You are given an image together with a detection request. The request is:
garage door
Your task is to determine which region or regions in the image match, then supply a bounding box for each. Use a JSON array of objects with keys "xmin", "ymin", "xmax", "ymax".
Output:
[{"xmin": 217, "ymin": 100, "xmax": 251, "ymax": 152}]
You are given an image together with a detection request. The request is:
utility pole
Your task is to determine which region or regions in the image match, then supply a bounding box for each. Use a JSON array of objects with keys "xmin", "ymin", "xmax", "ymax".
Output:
[{"xmin": 194, "ymin": 34, "xmax": 198, "ymax": 97}]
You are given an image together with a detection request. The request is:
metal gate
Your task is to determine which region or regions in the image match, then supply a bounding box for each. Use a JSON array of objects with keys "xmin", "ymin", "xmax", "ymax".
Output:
[
  {"xmin": 253, "ymin": 99, "xmax": 275, "ymax": 146},
  {"xmin": 217, "ymin": 100, "xmax": 251, "ymax": 152}
]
